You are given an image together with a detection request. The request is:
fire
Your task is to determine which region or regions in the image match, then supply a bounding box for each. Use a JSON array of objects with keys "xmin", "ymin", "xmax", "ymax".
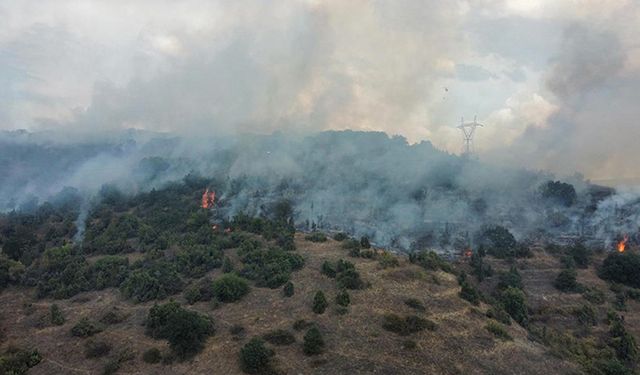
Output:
[
  {"xmin": 618, "ymin": 235, "xmax": 629, "ymax": 253},
  {"xmin": 201, "ymin": 189, "xmax": 216, "ymax": 209},
  {"xmin": 464, "ymin": 249, "xmax": 472, "ymax": 258}
]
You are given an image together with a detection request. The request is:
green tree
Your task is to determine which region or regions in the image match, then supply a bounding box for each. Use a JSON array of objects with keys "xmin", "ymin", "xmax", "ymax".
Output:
[
  {"xmin": 239, "ymin": 338, "xmax": 274, "ymax": 374},
  {"xmin": 500, "ymin": 287, "xmax": 528, "ymax": 326},
  {"xmin": 283, "ymin": 281, "xmax": 294, "ymax": 297},
  {"xmin": 50, "ymin": 304, "xmax": 65, "ymax": 326},
  {"xmin": 312, "ymin": 291, "xmax": 328, "ymax": 314},
  {"xmin": 212, "ymin": 274, "xmax": 250, "ymax": 303},
  {"xmin": 554, "ymin": 268, "xmax": 579, "ymax": 292},
  {"xmin": 335, "ymin": 289, "xmax": 350, "ymax": 307},
  {"xmin": 303, "ymin": 327, "xmax": 325, "ymax": 355}
]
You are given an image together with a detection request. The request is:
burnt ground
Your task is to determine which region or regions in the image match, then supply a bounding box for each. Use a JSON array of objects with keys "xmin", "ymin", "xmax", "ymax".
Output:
[{"xmin": 0, "ymin": 234, "xmax": 594, "ymax": 374}]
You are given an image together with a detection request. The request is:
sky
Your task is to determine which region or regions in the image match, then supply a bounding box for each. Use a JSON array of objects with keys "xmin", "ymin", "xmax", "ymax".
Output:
[{"xmin": 1, "ymin": 0, "xmax": 639, "ymax": 182}]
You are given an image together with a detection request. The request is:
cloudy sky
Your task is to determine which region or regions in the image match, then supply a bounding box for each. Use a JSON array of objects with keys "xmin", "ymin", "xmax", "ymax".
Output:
[{"xmin": 1, "ymin": 1, "xmax": 639, "ymax": 181}]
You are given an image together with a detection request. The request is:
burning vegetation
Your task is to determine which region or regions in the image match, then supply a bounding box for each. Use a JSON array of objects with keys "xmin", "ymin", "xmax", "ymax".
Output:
[
  {"xmin": 201, "ymin": 188, "xmax": 216, "ymax": 209},
  {"xmin": 618, "ymin": 235, "xmax": 629, "ymax": 253}
]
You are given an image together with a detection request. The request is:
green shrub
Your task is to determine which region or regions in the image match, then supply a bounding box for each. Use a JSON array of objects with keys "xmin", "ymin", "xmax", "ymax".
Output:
[
  {"xmin": 320, "ymin": 261, "xmax": 336, "ymax": 278},
  {"xmin": 404, "ymin": 298, "xmax": 425, "ymax": 312},
  {"xmin": 599, "ymin": 252, "xmax": 640, "ymax": 288},
  {"xmin": 184, "ymin": 277, "xmax": 215, "ymax": 304},
  {"xmin": 293, "ymin": 319, "xmax": 313, "ymax": 331},
  {"xmin": 541, "ymin": 180, "xmax": 577, "ymax": 207},
  {"xmin": 88, "ymin": 255, "xmax": 129, "ymax": 290},
  {"xmin": 610, "ymin": 319, "xmax": 638, "ymax": 362},
  {"xmin": 50, "ymin": 304, "xmax": 65, "ymax": 326},
  {"xmin": 283, "ymin": 281, "xmax": 294, "ymax": 297},
  {"xmin": 145, "ymin": 301, "xmax": 214, "ymax": 359},
  {"xmin": 568, "ymin": 242, "xmax": 591, "ymax": 268},
  {"xmin": 337, "ymin": 268, "xmax": 364, "ymax": 290},
  {"xmin": 312, "ymin": 291, "xmax": 328, "ymax": 314},
  {"xmin": 554, "ymin": 268, "xmax": 579, "ymax": 292},
  {"xmin": 590, "ymin": 358, "xmax": 633, "ymax": 375},
  {"xmin": 333, "ymin": 233, "xmax": 348, "ymax": 241},
  {"xmin": 238, "ymin": 244, "xmax": 304, "ymax": 289},
  {"xmin": 485, "ymin": 321, "xmax": 512, "ymax": 340},
  {"xmin": 402, "ymin": 340, "xmax": 417, "ymax": 350},
  {"xmin": 459, "ymin": 281, "xmax": 480, "ymax": 305},
  {"xmin": 239, "ymin": 338, "xmax": 274, "ymax": 374},
  {"xmin": 71, "ymin": 318, "xmax": 104, "ymax": 337},
  {"xmin": 99, "ymin": 307, "xmax": 127, "ymax": 325},
  {"xmin": 360, "ymin": 236, "xmax": 371, "ymax": 249},
  {"xmin": 85, "ymin": 340, "xmax": 111, "ymax": 358},
  {"xmin": 477, "ymin": 226, "xmax": 518, "ymax": 259},
  {"xmin": 486, "ymin": 306, "xmax": 511, "ymax": 325},
  {"xmin": 212, "ymin": 274, "xmax": 250, "ymax": 303},
  {"xmin": 497, "ymin": 266, "xmax": 522, "ymax": 291},
  {"xmin": 409, "ymin": 251, "xmax": 453, "ymax": 273},
  {"xmin": 335, "ymin": 290, "xmax": 350, "ymax": 307},
  {"xmin": 582, "ymin": 287, "xmax": 606, "ymax": 305},
  {"xmin": 222, "ymin": 256, "xmax": 234, "ymax": 273},
  {"xmin": 262, "ymin": 329, "xmax": 295, "ymax": 346},
  {"xmin": 303, "ymin": 327, "xmax": 325, "ymax": 356},
  {"xmin": 0, "ymin": 347, "xmax": 42, "ymax": 375},
  {"xmin": 377, "ymin": 251, "xmax": 400, "ymax": 269},
  {"xmin": 573, "ymin": 304, "xmax": 597, "ymax": 326},
  {"xmin": 382, "ymin": 314, "xmax": 436, "ymax": 336},
  {"xmin": 500, "ymin": 287, "xmax": 528, "ymax": 326},
  {"xmin": 305, "ymin": 232, "xmax": 327, "ymax": 243},
  {"xmin": 120, "ymin": 261, "xmax": 183, "ymax": 302},
  {"xmin": 142, "ymin": 348, "xmax": 162, "ymax": 364}
]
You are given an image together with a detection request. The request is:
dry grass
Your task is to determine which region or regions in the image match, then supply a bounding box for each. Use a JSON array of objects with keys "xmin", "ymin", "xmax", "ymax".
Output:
[{"xmin": 0, "ymin": 234, "xmax": 584, "ymax": 374}]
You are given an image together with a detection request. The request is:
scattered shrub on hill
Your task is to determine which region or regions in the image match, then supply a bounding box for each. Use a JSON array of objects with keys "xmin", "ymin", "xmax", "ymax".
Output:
[
  {"xmin": 554, "ymin": 268, "xmax": 579, "ymax": 292},
  {"xmin": 404, "ymin": 298, "xmax": 425, "ymax": 312},
  {"xmin": 293, "ymin": 319, "xmax": 314, "ymax": 331},
  {"xmin": 239, "ymin": 338, "xmax": 274, "ymax": 374},
  {"xmin": 88, "ymin": 256, "xmax": 129, "ymax": 290},
  {"xmin": 145, "ymin": 301, "xmax": 214, "ymax": 359},
  {"xmin": 84, "ymin": 339, "xmax": 111, "ymax": 358},
  {"xmin": 377, "ymin": 251, "xmax": 400, "ymax": 269},
  {"xmin": 305, "ymin": 232, "xmax": 327, "ymax": 243},
  {"xmin": 382, "ymin": 314, "xmax": 436, "ymax": 336},
  {"xmin": 573, "ymin": 304, "xmax": 598, "ymax": 326},
  {"xmin": 184, "ymin": 277, "xmax": 215, "ymax": 304},
  {"xmin": 335, "ymin": 289, "xmax": 350, "ymax": 307},
  {"xmin": 99, "ymin": 307, "xmax": 128, "ymax": 325},
  {"xmin": 582, "ymin": 287, "xmax": 606, "ymax": 305},
  {"xmin": 238, "ymin": 241, "xmax": 304, "ymax": 289},
  {"xmin": 283, "ymin": 281, "xmax": 294, "ymax": 297},
  {"xmin": 609, "ymin": 315, "xmax": 638, "ymax": 362},
  {"xmin": 28, "ymin": 245, "xmax": 91, "ymax": 299},
  {"xmin": 599, "ymin": 252, "xmax": 640, "ymax": 289},
  {"xmin": 541, "ymin": 180, "xmax": 577, "ymax": 207},
  {"xmin": 222, "ymin": 257, "xmax": 234, "ymax": 273},
  {"xmin": 500, "ymin": 287, "xmax": 528, "ymax": 326},
  {"xmin": 409, "ymin": 251, "xmax": 453, "ymax": 273},
  {"xmin": 333, "ymin": 233, "xmax": 348, "ymax": 241},
  {"xmin": 50, "ymin": 303, "xmax": 65, "ymax": 326},
  {"xmin": 0, "ymin": 347, "xmax": 42, "ymax": 375},
  {"xmin": 321, "ymin": 261, "xmax": 336, "ymax": 278},
  {"xmin": 212, "ymin": 274, "xmax": 250, "ymax": 303},
  {"xmin": 71, "ymin": 318, "xmax": 104, "ymax": 337},
  {"xmin": 497, "ymin": 266, "xmax": 523, "ymax": 291},
  {"xmin": 303, "ymin": 327, "xmax": 325, "ymax": 356},
  {"xmin": 262, "ymin": 329, "xmax": 296, "ymax": 346},
  {"xmin": 459, "ymin": 279, "xmax": 481, "ymax": 305},
  {"xmin": 477, "ymin": 226, "xmax": 518, "ymax": 259},
  {"xmin": 486, "ymin": 306, "xmax": 511, "ymax": 325},
  {"xmin": 142, "ymin": 348, "xmax": 162, "ymax": 364},
  {"xmin": 360, "ymin": 236, "xmax": 371, "ymax": 249},
  {"xmin": 312, "ymin": 291, "xmax": 328, "ymax": 314},
  {"xmin": 568, "ymin": 242, "xmax": 591, "ymax": 269},
  {"xmin": 0, "ymin": 255, "xmax": 25, "ymax": 290},
  {"xmin": 120, "ymin": 261, "xmax": 183, "ymax": 302},
  {"xmin": 470, "ymin": 252, "xmax": 492, "ymax": 282},
  {"xmin": 486, "ymin": 321, "xmax": 512, "ymax": 340},
  {"xmin": 174, "ymin": 245, "xmax": 223, "ymax": 278}
]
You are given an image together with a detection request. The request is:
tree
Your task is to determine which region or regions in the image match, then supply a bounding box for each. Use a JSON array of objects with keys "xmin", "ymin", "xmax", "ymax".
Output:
[
  {"xmin": 239, "ymin": 338, "xmax": 274, "ymax": 374},
  {"xmin": 312, "ymin": 291, "xmax": 328, "ymax": 314},
  {"xmin": 478, "ymin": 226, "xmax": 517, "ymax": 258},
  {"xmin": 459, "ymin": 281, "xmax": 480, "ymax": 305},
  {"xmin": 497, "ymin": 266, "xmax": 523, "ymax": 291},
  {"xmin": 50, "ymin": 304, "xmax": 65, "ymax": 326},
  {"xmin": 283, "ymin": 281, "xmax": 294, "ymax": 297},
  {"xmin": 212, "ymin": 274, "xmax": 250, "ymax": 303},
  {"xmin": 599, "ymin": 252, "xmax": 640, "ymax": 288},
  {"xmin": 568, "ymin": 242, "xmax": 591, "ymax": 268},
  {"xmin": 360, "ymin": 236, "xmax": 371, "ymax": 249},
  {"xmin": 541, "ymin": 180, "xmax": 577, "ymax": 207},
  {"xmin": 554, "ymin": 268, "xmax": 579, "ymax": 292},
  {"xmin": 500, "ymin": 287, "xmax": 528, "ymax": 326},
  {"xmin": 335, "ymin": 289, "xmax": 350, "ymax": 307},
  {"xmin": 221, "ymin": 257, "xmax": 234, "ymax": 273},
  {"xmin": 303, "ymin": 327, "xmax": 325, "ymax": 355}
]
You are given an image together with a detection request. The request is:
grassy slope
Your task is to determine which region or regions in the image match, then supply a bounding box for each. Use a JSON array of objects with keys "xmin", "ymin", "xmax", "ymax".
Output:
[{"xmin": 0, "ymin": 233, "xmax": 595, "ymax": 375}]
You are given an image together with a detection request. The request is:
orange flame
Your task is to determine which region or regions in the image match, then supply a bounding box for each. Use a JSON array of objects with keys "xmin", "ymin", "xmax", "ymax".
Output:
[
  {"xmin": 201, "ymin": 189, "xmax": 216, "ymax": 209},
  {"xmin": 618, "ymin": 235, "xmax": 629, "ymax": 253},
  {"xmin": 464, "ymin": 249, "xmax": 472, "ymax": 258}
]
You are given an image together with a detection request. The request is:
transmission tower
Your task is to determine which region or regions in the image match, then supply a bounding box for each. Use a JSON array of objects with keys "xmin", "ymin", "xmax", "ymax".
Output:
[{"xmin": 457, "ymin": 116, "xmax": 484, "ymax": 157}]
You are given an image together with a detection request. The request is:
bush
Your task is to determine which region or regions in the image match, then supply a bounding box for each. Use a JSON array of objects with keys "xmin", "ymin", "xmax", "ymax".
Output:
[
  {"xmin": 382, "ymin": 314, "xmax": 436, "ymax": 336},
  {"xmin": 573, "ymin": 304, "xmax": 597, "ymax": 326},
  {"xmin": 88, "ymin": 255, "xmax": 129, "ymax": 290},
  {"xmin": 497, "ymin": 266, "xmax": 523, "ymax": 291},
  {"xmin": 402, "ymin": 340, "xmax": 417, "ymax": 350},
  {"xmin": 262, "ymin": 329, "xmax": 295, "ymax": 346},
  {"xmin": 459, "ymin": 281, "xmax": 480, "ymax": 305},
  {"xmin": 145, "ymin": 301, "xmax": 214, "ymax": 359},
  {"xmin": 283, "ymin": 281, "xmax": 294, "ymax": 297},
  {"xmin": 500, "ymin": 287, "xmax": 528, "ymax": 326},
  {"xmin": 404, "ymin": 298, "xmax": 425, "ymax": 312},
  {"xmin": 541, "ymin": 180, "xmax": 577, "ymax": 207},
  {"xmin": 360, "ymin": 236, "xmax": 371, "ymax": 249},
  {"xmin": 99, "ymin": 307, "xmax": 127, "ymax": 325},
  {"xmin": 303, "ymin": 327, "xmax": 325, "ymax": 356},
  {"xmin": 590, "ymin": 359, "xmax": 633, "ymax": 375},
  {"xmin": 120, "ymin": 261, "xmax": 183, "ymax": 302},
  {"xmin": 610, "ymin": 319, "xmax": 638, "ymax": 362},
  {"xmin": 71, "ymin": 318, "xmax": 104, "ymax": 337},
  {"xmin": 333, "ymin": 233, "xmax": 348, "ymax": 241},
  {"xmin": 293, "ymin": 319, "xmax": 313, "ymax": 331},
  {"xmin": 222, "ymin": 256, "xmax": 234, "ymax": 273},
  {"xmin": 554, "ymin": 268, "xmax": 579, "ymax": 292},
  {"xmin": 486, "ymin": 306, "xmax": 511, "ymax": 325},
  {"xmin": 305, "ymin": 232, "xmax": 327, "ymax": 243},
  {"xmin": 238, "ymin": 244, "xmax": 304, "ymax": 289},
  {"xmin": 85, "ymin": 340, "xmax": 111, "ymax": 358},
  {"xmin": 377, "ymin": 251, "xmax": 399, "ymax": 269},
  {"xmin": 335, "ymin": 290, "xmax": 350, "ymax": 307},
  {"xmin": 583, "ymin": 287, "xmax": 606, "ymax": 305},
  {"xmin": 184, "ymin": 277, "xmax": 215, "ymax": 304},
  {"xmin": 599, "ymin": 252, "xmax": 640, "ymax": 288},
  {"xmin": 142, "ymin": 348, "xmax": 162, "ymax": 364},
  {"xmin": 320, "ymin": 261, "xmax": 336, "ymax": 278},
  {"xmin": 0, "ymin": 347, "xmax": 42, "ymax": 375},
  {"xmin": 477, "ymin": 226, "xmax": 517, "ymax": 259},
  {"xmin": 212, "ymin": 274, "xmax": 250, "ymax": 303},
  {"xmin": 312, "ymin": 291, "xmax": 328, "ymax": 314},
  {"xmin": 568, "ymin": 242, "xmax": 591, "ymax": 269},
  {"xmin": 336, "ymin": 268, "xmax": 364, "ymax": 290},
  {"xmin": 239, "ymin": 338, "xmax": 274, "ymax": 374},
  {"xmin": 409, "ymin": 251, "xmax": 453, "ymax": 273},
  {"xmin": 50, "ymin": 304, "xmax": 65, "ymax": 326},
  {"xmin": 485, "ymin": 321, "xmax": 512, "ymax": 340}
]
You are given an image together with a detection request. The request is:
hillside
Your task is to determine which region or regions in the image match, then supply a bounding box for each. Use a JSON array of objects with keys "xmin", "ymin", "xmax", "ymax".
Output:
[{"xmin": 0, "ymin": 179, "xmax": 638, "ymax": 375}]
